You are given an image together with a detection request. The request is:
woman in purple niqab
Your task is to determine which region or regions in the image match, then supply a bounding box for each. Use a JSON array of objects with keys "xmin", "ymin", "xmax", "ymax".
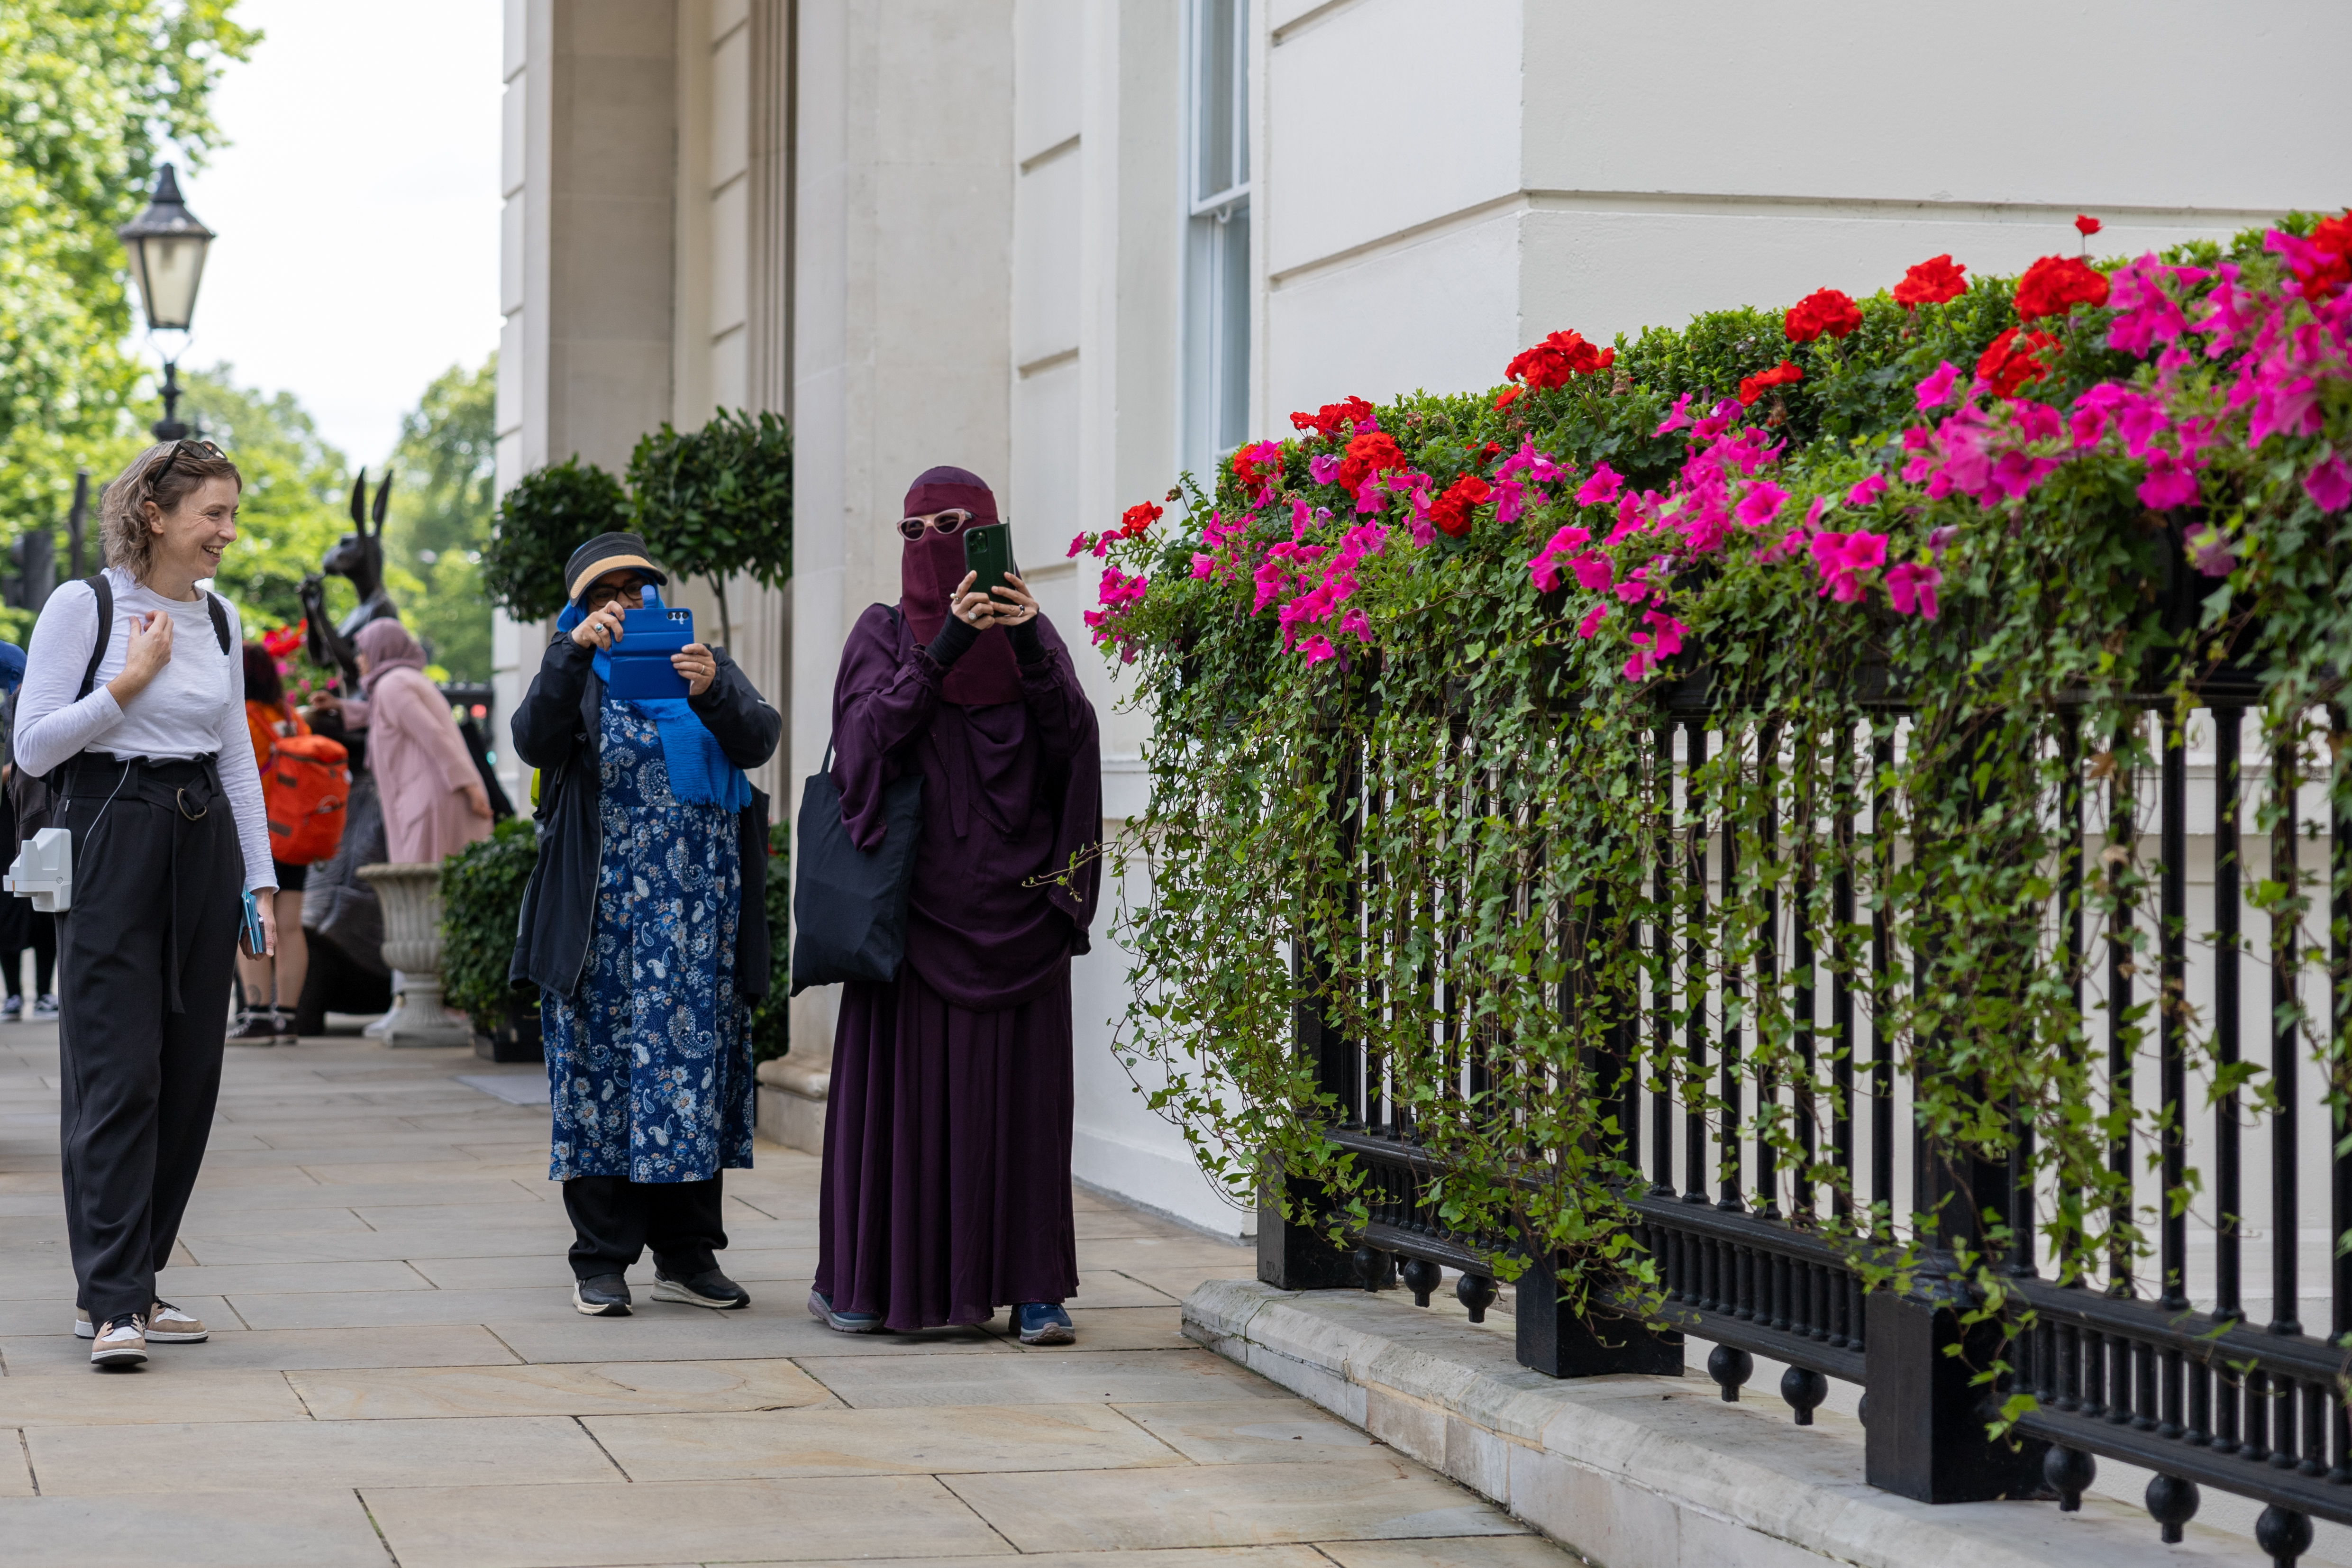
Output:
[{"xmin": 811, "ymin": 465, "xmax": 1102, "ymax": 1342}]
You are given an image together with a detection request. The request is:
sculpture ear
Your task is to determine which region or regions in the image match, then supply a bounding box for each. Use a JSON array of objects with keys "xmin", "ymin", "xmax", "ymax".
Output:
[
  {"xmin": 349, "ymin": 471, "xmax": 367, "ymax": 529},
  {"xmin": 372, "ymin": 472, "xmax": 392, "ymax": 535}
]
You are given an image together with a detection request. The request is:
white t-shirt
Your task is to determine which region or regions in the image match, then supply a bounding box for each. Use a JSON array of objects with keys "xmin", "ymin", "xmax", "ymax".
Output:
[{"xmin": 12, "ymin": 567, "xmax": 275, "ymax": 893}]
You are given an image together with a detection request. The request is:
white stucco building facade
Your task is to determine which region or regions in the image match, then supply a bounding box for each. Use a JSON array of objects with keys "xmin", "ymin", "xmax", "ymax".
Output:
[{"xmin": 494, "ymin": 0, "xmax": 2350, "ymax": 1238}]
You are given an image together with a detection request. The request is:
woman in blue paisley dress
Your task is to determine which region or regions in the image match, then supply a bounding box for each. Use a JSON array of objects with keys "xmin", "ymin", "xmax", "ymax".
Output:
[{"xmin": 508, "ymin": 532, "xmax": 782, "ymax": 1318}]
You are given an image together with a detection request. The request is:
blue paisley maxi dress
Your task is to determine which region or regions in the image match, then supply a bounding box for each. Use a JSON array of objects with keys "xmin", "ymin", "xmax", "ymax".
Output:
[{"xmin": 543, "ymin": 693, "xmax": 753, "ymax": 1183}]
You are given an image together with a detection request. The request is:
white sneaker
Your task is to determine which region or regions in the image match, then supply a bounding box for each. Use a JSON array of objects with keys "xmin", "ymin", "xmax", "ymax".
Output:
[
  {"xmin": 76, "ymin": 1301, "xmax": 209, "ymax": 1342},
  {"xmin": 31, "ymin": 994, "xmax": 58, "ymax": 1021},
  {"xmin": 90, "ymin": 1313, "xmax": 146, "ymax": 1367}
]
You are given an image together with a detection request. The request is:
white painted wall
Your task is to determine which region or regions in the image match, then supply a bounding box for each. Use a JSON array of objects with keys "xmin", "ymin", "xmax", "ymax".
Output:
[{"xmin": 501, "ymin": 0, "xmax": 2352, "ymax": 1246}]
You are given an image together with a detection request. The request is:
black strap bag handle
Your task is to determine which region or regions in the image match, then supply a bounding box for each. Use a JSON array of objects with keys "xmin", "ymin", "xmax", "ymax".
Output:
[{"xmin": 789, "ymin": 739, "xmax": 924, "ymax": 992}]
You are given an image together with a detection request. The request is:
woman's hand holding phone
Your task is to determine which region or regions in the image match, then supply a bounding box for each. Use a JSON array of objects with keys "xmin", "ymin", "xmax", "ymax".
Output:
[
  {"xmin": 570, "ymin": 602, "xmax": 627, "ymax": 650},
  {"xmin": 948, "ymin": 571, "xmax": 1038, "ymax": 628}
]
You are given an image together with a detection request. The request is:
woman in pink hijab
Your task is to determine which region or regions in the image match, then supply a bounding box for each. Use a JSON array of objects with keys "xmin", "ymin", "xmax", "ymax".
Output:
[{"xmin": 353, "ymin": 618, "xmax": 491, "ymax": 864}]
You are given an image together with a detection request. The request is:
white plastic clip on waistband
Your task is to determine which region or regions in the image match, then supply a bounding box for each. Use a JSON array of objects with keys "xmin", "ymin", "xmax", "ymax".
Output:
[{"xmin": 2, "ymin": 827, "xmax": 73, "ymax": 912}]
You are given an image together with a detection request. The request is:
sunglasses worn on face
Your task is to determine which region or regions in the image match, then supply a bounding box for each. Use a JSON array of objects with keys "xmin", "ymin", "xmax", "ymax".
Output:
[
  {"xmin": 897, "ymin": 509, "xmax": 977, "ymax": 541},
  {"xmin": 582, "ymin": 579, "xmax": 647, "ymax": 610}
]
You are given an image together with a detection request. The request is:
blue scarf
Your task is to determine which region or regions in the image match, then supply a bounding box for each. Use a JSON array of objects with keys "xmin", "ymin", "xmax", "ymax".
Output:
[{"xmin": 556, "ymin": 592, "xmax": 752, "ymax": 814}]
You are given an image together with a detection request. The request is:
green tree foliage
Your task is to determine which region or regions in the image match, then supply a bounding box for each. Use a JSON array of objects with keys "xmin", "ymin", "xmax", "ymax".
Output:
[
  {"xmin": 483, "ymin": 456, "xmax": 629, "ymax": 625},
  {"xmin": 628, "ymin": 409, "xmax": 793, "ymax": 647},
  {"xmin": 383, "ymin": 355, "xmax": 496, "ymax": 681},
  {"xmin": 179, "ymin": 366, "xmax": 354, "ymax": 631},
  {"xmin": 0, "ymin": 0, "xmax": 256, "ymax": 535}
]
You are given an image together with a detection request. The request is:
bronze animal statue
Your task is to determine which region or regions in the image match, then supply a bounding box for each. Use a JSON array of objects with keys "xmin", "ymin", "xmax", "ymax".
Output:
[{"xmin": 300, "ymin": 470, "xmax": 401, "ymax": 692}]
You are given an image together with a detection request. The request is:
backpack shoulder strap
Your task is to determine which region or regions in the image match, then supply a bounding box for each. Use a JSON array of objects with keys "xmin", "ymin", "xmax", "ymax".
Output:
[
  {"xmin": 74, "ymin": 574, "xmax": 112, "ymax": 702},
  {"xmin": 204, "ymin": 592, "xmax": 231, "ymax": 656}
]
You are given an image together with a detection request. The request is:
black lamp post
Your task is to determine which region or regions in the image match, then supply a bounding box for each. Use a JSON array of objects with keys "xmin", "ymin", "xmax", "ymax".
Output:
[{"xmin": 116, "ymin": 163, "xmax": 215, "ymax": 442}]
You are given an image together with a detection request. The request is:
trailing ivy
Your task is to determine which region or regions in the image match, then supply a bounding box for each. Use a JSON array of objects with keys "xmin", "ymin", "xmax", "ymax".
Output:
[{"xmin": 1087, "ymin": 217, "xmax": 2352, "ymax": 1355}]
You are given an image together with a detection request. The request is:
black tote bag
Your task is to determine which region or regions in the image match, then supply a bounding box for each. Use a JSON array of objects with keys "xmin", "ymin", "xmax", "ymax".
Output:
[{"xmin": 790, "ymin": 745, "xmax": 923, "ymax": 992}]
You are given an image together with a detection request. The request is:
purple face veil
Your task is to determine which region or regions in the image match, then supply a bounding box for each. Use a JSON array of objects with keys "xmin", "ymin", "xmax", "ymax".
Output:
[{"xmin": 901, "ymin": 465, "xmax": 1021, "ymax": 706}]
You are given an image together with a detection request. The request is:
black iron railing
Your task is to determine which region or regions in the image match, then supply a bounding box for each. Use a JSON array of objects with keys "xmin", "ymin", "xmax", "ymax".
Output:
[{"xmin": 1259, "ymin": 681, "xmax": 2350, "ymax": 1564}]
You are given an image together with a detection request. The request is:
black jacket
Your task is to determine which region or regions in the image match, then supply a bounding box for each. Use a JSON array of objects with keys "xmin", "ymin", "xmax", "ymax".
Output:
[{"xmin": 507, "ymin": 633, "xmax": 782, "ymax": 1001}]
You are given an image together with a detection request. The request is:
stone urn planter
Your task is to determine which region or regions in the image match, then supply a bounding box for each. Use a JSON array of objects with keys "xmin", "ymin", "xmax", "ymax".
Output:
[{"xmin": 355, "ymin": 862, "xmax": 473, "ymax": 1048}]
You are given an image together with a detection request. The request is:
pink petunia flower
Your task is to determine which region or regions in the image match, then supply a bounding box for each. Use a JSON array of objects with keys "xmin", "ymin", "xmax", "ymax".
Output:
[
  {"xmin": 1885, "ymin": 561, "xmax": 1942, "ymax": 620},
  {"xmin": 2304, "ymin": 451, "xmax": 2352, "ymax": 512},
  {"xmin": 1576, "ymin": 604, "xmax": 1609, "ymax": 638},
  {"xmin": 1845, "ymin": 474, "xmax": 1887, "ymax": 508},
  {"xmin": 1914, "ymin": 361, "xmax": 1962, "ymax": 411},
  {"xmin": 1576, "ymin": 462, "xmax": 1626, "ymax": 508}
]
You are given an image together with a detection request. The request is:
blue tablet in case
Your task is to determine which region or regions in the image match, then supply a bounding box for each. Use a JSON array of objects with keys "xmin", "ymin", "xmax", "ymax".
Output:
[{"xmin": 607, "ymin": 602, "xmax": 693, "ymax": 700}]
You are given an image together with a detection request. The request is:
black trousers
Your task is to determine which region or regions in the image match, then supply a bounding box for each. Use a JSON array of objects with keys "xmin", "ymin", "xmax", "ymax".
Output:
[
  {"xmin": 55, "ymin": 759, "xmax": 240, "ymax": 1327},
  {"xmin": 563, "ymin": 1175, "xmax": 727, "ymax": 1281}
]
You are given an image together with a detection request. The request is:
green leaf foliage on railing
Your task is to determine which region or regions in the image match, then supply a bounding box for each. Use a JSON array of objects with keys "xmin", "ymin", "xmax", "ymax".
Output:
[{"xmin": 1089, "ymin": 214, "xmax": 2352, "ymax": 1319}]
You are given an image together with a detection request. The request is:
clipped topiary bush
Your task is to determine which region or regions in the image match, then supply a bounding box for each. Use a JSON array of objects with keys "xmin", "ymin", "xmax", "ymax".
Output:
[
  {"xmin": 440, "ymin": 816, "xmax": 539, "ymax": 1030},
  {"xmin": 483, "ymin": 456, "xmax": 630, "ymax": 624}
]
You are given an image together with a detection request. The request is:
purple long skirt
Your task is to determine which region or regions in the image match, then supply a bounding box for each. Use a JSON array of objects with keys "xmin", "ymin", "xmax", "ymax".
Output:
[{"xmin": 814, "ymin": 964, "xmax": 1079, "ymax": 1331}]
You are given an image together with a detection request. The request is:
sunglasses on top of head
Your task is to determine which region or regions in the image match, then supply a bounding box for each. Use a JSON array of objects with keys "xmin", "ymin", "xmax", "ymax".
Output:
[{"xmin": 897, "ymin": 508, "xmax": 979, "ymax": 541}]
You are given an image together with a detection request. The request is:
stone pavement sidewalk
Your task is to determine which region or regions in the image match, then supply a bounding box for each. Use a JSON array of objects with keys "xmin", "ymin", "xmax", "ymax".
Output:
[{"xmin": 0, "ymin": 1019, "xmax": 1564, "ymax": 1568}]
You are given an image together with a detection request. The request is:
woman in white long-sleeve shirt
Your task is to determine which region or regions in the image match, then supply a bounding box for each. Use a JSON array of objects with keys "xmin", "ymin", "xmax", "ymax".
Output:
[{"xmin": 11, "ymin": 438, "xmax": 276, "ymax": 1369}]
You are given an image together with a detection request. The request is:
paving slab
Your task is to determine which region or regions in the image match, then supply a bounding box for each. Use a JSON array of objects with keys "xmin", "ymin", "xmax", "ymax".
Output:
[
  {"xmin": 585, "ymin": 1401, "xmax": 1184, "ymax": 1480},
  {"xmin": 0, "ymin": 1367, "xmax": 308, "ymax": 1425},
  {"xmin": 782, "ymin": 1550, "xmax": 1330, "ymax": 1568},
  {"xmin": 0, "ymin": 1322, "xmax": 520, "ymax": 1376},
  {"xmin": 290, "ymin": 1357, "xmax": 838, "ymax": 1420},
  {"xmin": 0, "ymin": 1487, "xmax": 392, "ymax": 1566},
  {"xmin": 363, "ymin": 1475, "xmax": 1013, "ymax": 1568},
  {"xmin": 485, "ymin": 1310, "xmax": 1012, "ymax": 1365},
  {"xmin": 942, "ymin": 1459, "xmax": 1528, "ymax": 1551},
  {"xmin": 179, "ymin": 1222, "xmax": 562, "ymax": 1266},
  {"xmin": 0, "ymin": 1294, "xmax": 237, "ymax": 1337},
  {"xmin": 228, "ymin": 1284, "xmax": 585, "ymax": 1331},
  {"xmin": 27, "ymin": 1413, "xmax": 615, "ymax": 1493},
  {"xmin": 1112, "ymin": 1399, "xmax": 1382, "ymax": 1464},
  {"xmin": 802, "ymin": 1348, "xmax": 1296, "ymax": 1408},
  {"xmin": 1317, "ymin": 1539, "xmax": 1580, "ymax": 1568},
  {"xmin": 981, "ymin": 1305, "xmax": 1192, "ymax": 1353}
]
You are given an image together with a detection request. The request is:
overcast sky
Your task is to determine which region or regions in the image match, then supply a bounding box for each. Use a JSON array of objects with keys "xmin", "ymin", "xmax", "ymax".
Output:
[{"xmin": 167, "ymin": 0, "xmax": 502, "ymax": 470}]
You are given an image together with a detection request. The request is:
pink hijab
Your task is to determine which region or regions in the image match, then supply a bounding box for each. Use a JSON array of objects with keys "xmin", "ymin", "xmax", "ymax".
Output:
[{"xmin": 354, "ymin": 618, "xmax": 428, "ymax": 696}]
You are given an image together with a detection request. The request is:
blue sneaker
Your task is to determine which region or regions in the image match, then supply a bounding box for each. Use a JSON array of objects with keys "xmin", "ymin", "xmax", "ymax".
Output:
[
  {"xmin": 807, "ymin": 1287, "xmax": 881, "ymax": 1334},
  {"xmin": 1014, "ymin": 1302, "xmax": 1074, "ymax": 1345}
]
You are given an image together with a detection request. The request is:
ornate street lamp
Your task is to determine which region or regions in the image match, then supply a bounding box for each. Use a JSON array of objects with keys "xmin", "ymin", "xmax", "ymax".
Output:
[{"xmin": 117, "ymin": 163, "xmax": 215, "ymax": 441}]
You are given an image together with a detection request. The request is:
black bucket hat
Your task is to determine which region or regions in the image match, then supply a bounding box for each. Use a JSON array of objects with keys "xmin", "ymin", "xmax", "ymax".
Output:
[{"xmin": 564, "ymin": 531, "xmax": 669, "ymax": 604}]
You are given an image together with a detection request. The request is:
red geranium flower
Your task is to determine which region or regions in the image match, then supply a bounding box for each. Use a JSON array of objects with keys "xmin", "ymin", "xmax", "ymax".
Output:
[
  {"xmin": 1505, "ymin": 328, "xmax": 1615, "ymax": 391},
  {"xmin": 1783, "ymin": 288, "xmax": 1863, "ymax": 344},
  {"xmin": 1892, "ymin": 255, "xmax": 1968, "ymax": 310},
  {"xmin": 1288, "ymin": 396, "xmax": 1377, "ymax": 438},
  {"xmin": 2074, "ymin": 214, "xmax": 2102, "ymax": 237},
  {"xmin": 1231, "ymin": 442, "xmax": 1281, "ymax": 491},
  {"xmin": 1492, "ymin": 386, "xmax": 1523, "ymax": 411},
  {"xmin": 1975, "ymin": 327, "xmax": 2059, "ymax": 399},
  {"xmin": 2014, "ymin": 255, "xmax": 2111, "ymax": 321},
  {"xmin": 2296, "ymin": 212, "xmax": 2352, "ymax": 295},
  {"xmin": 261, "ymin": 620, "xmax": 307, "ymax": 658},
  {"xmin": 1335, "ymin": 430, "xmax": 1406, "ymax": 494},
  {"xmin": 1119, "ymin": 502, "xmax": 1163, "ymax": 537},
  {"xmin": 1736, "ymin": 360, "xmax": 1804, "ymax": 407},
  {"xmin": 1427, "ymin": 474, "xmax": 1492, "ymax": 538}
]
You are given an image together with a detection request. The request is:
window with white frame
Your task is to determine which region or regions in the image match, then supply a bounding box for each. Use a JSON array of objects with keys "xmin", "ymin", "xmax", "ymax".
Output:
[{"xmin": 1183, "ymin": 0, "xmax": 1249, "ymax": 478}]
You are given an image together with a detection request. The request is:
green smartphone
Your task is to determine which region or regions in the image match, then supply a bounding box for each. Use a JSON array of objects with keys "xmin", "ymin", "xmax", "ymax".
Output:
[{"xmin": 962, "ymin": 523, "xmax": 1018, "ymax": 600}]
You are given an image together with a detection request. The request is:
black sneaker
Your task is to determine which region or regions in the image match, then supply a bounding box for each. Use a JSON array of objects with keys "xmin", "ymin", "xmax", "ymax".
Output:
[
  {"xmin": 652, "ymin": 1267, "xmax": 751, "ymax": 1310},
  {"xmin": 572, "ymin": 1274, "xmax": 632, "ymax": 1316}
]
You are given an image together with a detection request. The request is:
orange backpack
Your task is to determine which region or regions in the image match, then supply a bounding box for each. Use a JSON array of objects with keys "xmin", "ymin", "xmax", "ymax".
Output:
[{"xmin": 264, "ymin": 733, "xmax": 351, "ymax": 866}]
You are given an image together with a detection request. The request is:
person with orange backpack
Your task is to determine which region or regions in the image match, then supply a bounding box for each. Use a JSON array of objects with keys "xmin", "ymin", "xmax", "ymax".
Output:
[{"xmin": 237, "ymin": 641, "xmax": 348, "ymax": 1039}]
